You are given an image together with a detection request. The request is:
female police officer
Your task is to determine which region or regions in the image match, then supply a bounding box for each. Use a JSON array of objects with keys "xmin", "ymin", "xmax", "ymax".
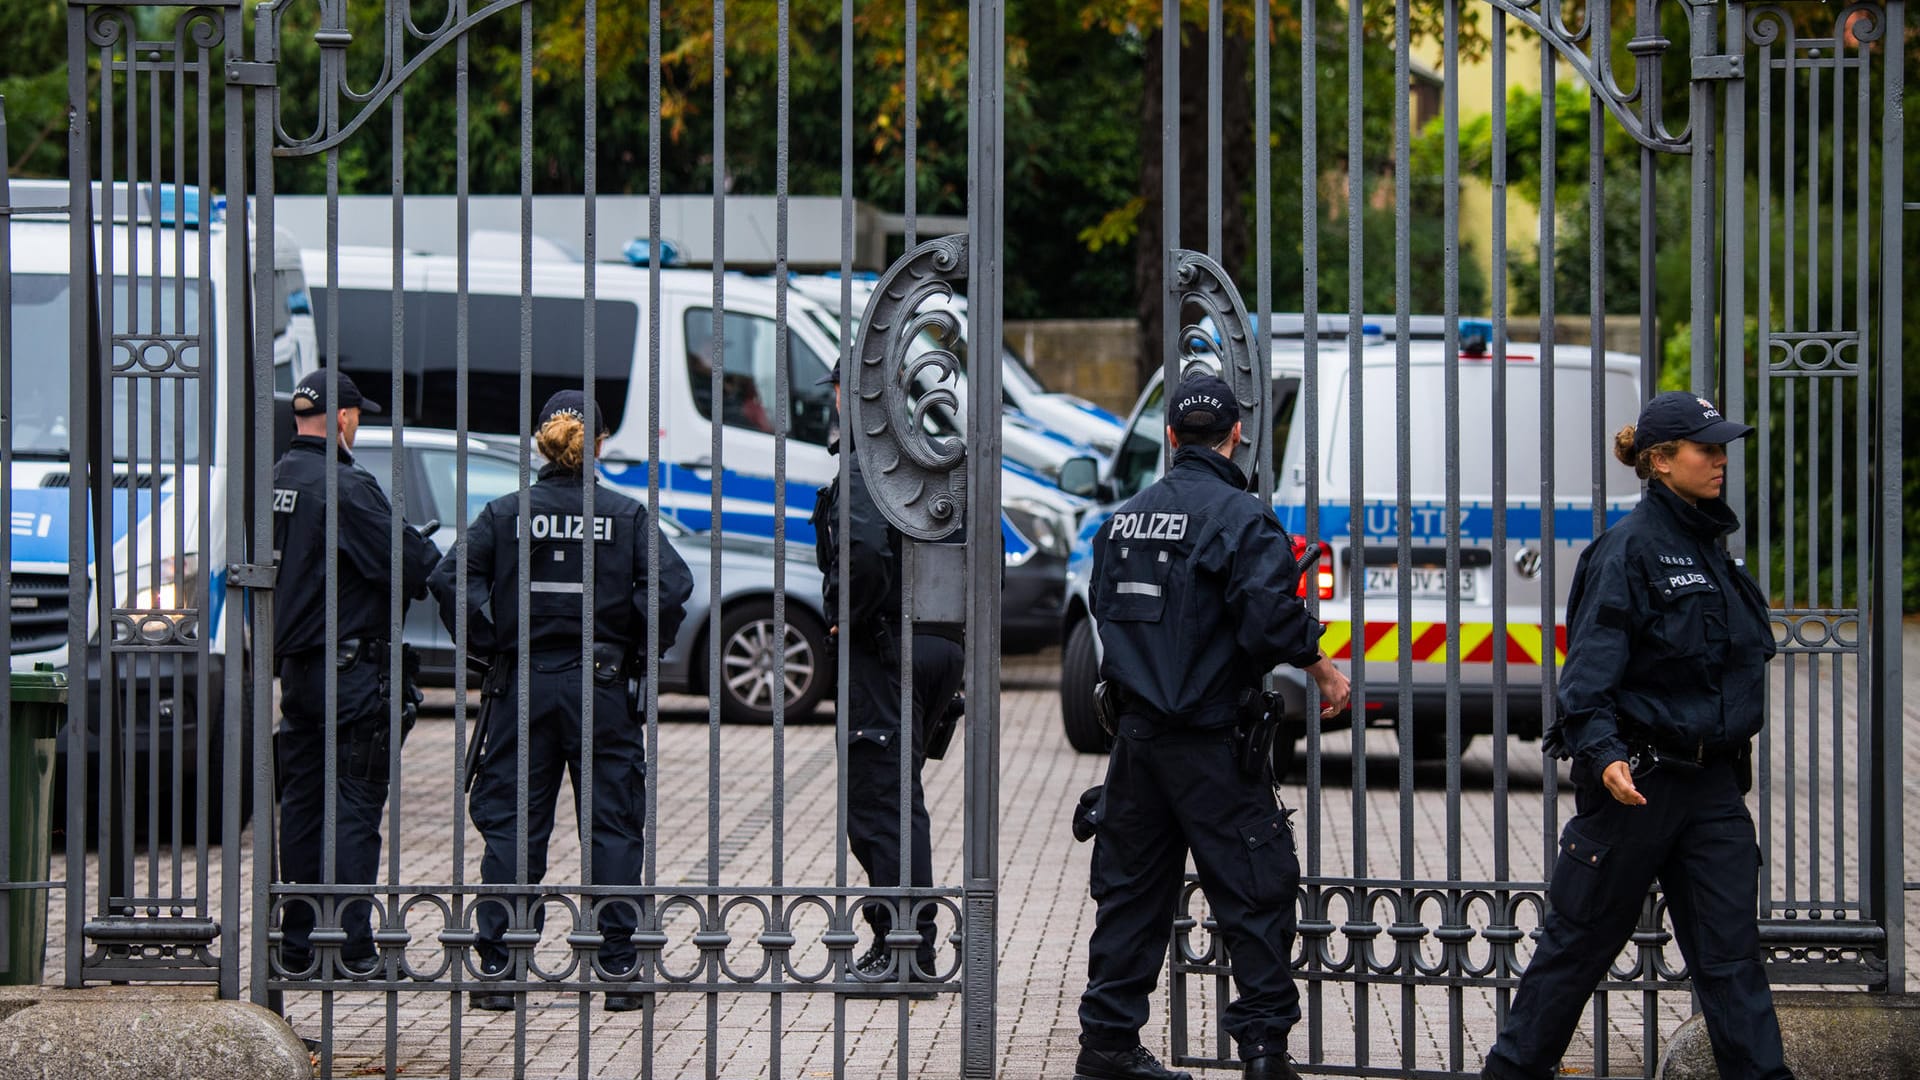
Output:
[
  {"xmin": 1481, "ymin": 391, "xmax": 1789, "ymax": 1080},
  {"xmin": 429, "ymin": 390, "xmax": 692, "ymax": 1013}
]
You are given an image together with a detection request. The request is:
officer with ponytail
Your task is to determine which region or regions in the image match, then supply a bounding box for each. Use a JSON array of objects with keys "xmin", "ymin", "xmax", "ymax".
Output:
[
  {"xmin": 429, "ymin": 390, "xmax": 692, "ymax": 1013},
  {"xmin": 1481, "ymin": 391, "xmax": 1787, "ymax": 1080}
]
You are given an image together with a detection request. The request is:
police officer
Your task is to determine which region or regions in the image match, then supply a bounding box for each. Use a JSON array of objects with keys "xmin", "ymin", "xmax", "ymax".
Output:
[
  {"xmin": 1482, "ymin": 392, "xmax": 1787, "ymax": 1080},
  {"xmin": 429, "ymin": 390, "xmax": 692, "ymax": 1013},
  {"xmin": 272, "ymin": 369, "xmax": 442, "ymax": 978},
  {"xmin": 811, "ymin": 365, "xmax": 966, "ymax": 988},
  {"xmin": 1076, "ymin": 371, "xmax": 1350, "ymax": 1080}
]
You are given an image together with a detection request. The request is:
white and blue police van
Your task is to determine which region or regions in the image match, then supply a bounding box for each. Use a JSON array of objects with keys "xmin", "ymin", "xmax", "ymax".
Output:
[
  {"xmin": 6, "ymin": 180, "xmax": 315, "ymax": 828},
  {"xmin": 1055, "ymin": 316, "xmax": 1642, "ymax": 757},
  {"xmin": 292, "ymin": 246, "xmax": 1085, "ymax": 650}
]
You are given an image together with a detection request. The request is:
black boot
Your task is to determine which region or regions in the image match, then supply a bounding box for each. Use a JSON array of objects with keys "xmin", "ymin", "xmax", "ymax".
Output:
[
  {"xmin": 467, "ymin": 990, "xmax": 515, "ymax": 1012},
  {"xmin": 1244, "ymin": 1054, "xmax": 1301, "ymax": 1080},
  {"xmin": 1073, "ymin": 1043, "xmax": 1194, "ymax": 1080}
]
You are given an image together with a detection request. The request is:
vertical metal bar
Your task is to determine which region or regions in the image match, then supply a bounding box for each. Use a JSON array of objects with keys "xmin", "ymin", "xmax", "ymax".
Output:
[
  {"xmin": 896, "ymin": 4, "xmax": 920, "ymax": 1065},
  {"xmin": 833, "ymin": 0, "xmax": 853, "ymax": 1069},
  {"xmin": 905, "ymin": 0, "xmax": 917, "ymax": 247},
  {"xmin": 512, "ymin": 1, "xmax": 534, "ymax": 1064},
  {"xmin": 1536, "ymin": 30, "xmax": 1561, "ymax": 934},
  {"xmin": 1342, "ymin": 0, "xmax": 1367, "ymax": 1060},
  {"xmin": 1689, "ymin": 0, "xmax": 1719, "ymax": 391},
  {"xmin": 215, "ymin": 0, "xmax": 243, "ymax": 1001},
  {"xmin": 1755, "ymin": 24, "xmax": 1774, "ymax": 903},
  {"xmin": 706, "ymin": 1, "xmax": 727, "ymax": 1069},
  {"xmin": 1588, "ymin": 89, "xmax": 1605, "ymax": 547},
  {"xmin": 1724, "ymin": 3, "xmax": 1748, "ymax": 556},
  {"xmin": 1807, "ymin": 51, "xmax": 1822, "ymax": 336},
  {"xmin": 579, "ymin": 0, "xmax": 602, "ymax": 1057},
  {"xmin": 247, "ymin": 3, "xmax": 277, "ymax": 1010},
  {"xmin": 1440, "ymin": 0, "xmax": 1464, "ymax": 1069},
  {"xmin": 0, "ymin": 100, "xmax": 12, "ymax": 986},
  {"xmin": 770, "ymin": 0, "xmax": 793, "ymax": 1068},
  {"xmin": 963, "ymin": 2, "xmax": 1006, "ymax": 1072},
  {"xmin": 1849, "ymin": 6, "xmax": 1871, "ymax": 948},
  {"xmin": 643, "ymin": 0, "xmax": 665, "ymax": 1066},
  {"xmin": 450, "ymin": 0, "xmax": 472, "ymax": 1065},
  {"xmin": 1161, "ymin": 0, "xmax": 1180, "ymax": 397},
  {"xmin": 385, "ymin": 25, "xmax": 408, "ymax": 1063},
  {"xmin": 1391, "ymin": 0, "xmax": 1415, "ymax": 1067},
  {"xmin": 63, "ymin": 2, "xmax": 89, "ymax": 991},
  {"xmin": 1870, "ymin": 0, "xmax": 1905, "ymax": 990},
  {"xmin": 1487, "ymin": 0, "xmax": 1513, "ymax": 1038},
  {"xmin": 1205, "ymin": 0, "xmax": 1222, "ymax": 262}
]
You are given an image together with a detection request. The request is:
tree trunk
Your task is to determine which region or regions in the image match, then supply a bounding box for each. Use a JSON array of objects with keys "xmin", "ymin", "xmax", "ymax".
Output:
[{"xmin": 1134, "ymin": 27, "xmax": 1254, "ymax": 391}]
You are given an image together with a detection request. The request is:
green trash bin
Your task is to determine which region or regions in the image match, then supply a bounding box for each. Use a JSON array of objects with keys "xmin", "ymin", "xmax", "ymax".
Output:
[{"xmin": 3, "ymin": 662, "xmax": 66, "ymax": 986}]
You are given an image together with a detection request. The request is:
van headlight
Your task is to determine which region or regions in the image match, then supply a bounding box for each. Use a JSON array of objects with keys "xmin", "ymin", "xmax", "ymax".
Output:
[
  {"xmin": 128, "ymin": 553, "xmax": 201, "ymax": 613},
  {"xmin": 1004, "ymin": 497, "xmax": 1070, "ymax": 560}
]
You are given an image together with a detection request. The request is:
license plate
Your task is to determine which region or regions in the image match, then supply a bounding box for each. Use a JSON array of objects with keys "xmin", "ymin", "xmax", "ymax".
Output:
[{"xmin": 1363, "ymin": 566, "xmax": 1477, "ymax": 602}]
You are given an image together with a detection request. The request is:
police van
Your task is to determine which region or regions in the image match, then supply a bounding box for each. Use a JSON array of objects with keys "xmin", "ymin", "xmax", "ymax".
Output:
[
  {"xmin": 294, "ymin": 248, "xmax": 1085, "ymax": 649},
  {"xmin": 1055, "ymin": 317, "xmax": 1642, "ymax": 758},
  {"xmin": 6, "ymin": 180, "xmax": 316, "ymax": 829}
]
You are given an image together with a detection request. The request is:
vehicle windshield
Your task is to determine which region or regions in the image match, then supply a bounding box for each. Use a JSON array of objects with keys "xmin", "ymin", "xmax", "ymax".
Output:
[
  {"xmin": 1110, "ymin": 381, "xmax": 1165, "ymax": 499},
  {"xmin": 8, "ymin": 272, "xmax": 208, "ymax": 461},
  {"xmin": 1002, "ymin": 347, "xmax": 1046, "ymax": 396}
]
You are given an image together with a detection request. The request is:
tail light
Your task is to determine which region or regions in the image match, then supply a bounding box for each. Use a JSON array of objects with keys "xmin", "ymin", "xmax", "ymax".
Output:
[{"xmin": 1289, "ymin": 537, "xmax": 1336, "ymax": 601}]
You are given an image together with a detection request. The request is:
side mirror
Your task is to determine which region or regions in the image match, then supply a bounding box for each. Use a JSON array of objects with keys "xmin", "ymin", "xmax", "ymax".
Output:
[{"xmin": 1058, "ymin": 455, "xmax": 1100, "ymax": 499}]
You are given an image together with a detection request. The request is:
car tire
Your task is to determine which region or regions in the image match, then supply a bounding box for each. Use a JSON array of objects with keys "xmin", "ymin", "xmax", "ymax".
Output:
[
  {"xmin": 1059, "ymin": 617, "xmax": 1108, "ymax": 753},
  {"xmin": 715, "ymin": 600, "xmax": 830, "ymax": 725}
]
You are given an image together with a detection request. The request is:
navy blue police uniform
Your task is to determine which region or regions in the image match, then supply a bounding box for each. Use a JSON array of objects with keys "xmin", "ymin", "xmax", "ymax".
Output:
[
  {"xmin": 427, "ymin": 392, "xmax": 692, "ymax": 1008},
  {"xmin": 272, "ymin": 370, "xmax": 441, "ymax": 976},
  {"xmin": 1077, "ymin": 374, "xmax": 1325, "ymax": 1080},
  {"xmin": 1483, "ymin": 392, "xmax": 1789, "ymax": 1080},
  {"xmin": 811, "ymin": 367, "xmax": 966, "ymax": 985}
]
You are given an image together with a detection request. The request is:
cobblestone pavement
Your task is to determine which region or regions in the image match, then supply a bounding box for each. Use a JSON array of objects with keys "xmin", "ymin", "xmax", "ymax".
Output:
[{"xmin": 39, "ymin": 623, "xmax": 1920, "ymax": 1078}]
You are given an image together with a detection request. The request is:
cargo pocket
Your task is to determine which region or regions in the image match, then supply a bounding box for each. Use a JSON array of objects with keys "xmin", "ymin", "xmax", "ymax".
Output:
[
  {"xmin": 1238, "ymin": 808, "xmax": 1299, "ymax": 908},
  {"xmin": 1546, "ymin": 821, "xmax": 1611, "ymax": 924},
  {"xmin": 1647, "ymin": 574, "xmax": 1726, "ymax": 659}
]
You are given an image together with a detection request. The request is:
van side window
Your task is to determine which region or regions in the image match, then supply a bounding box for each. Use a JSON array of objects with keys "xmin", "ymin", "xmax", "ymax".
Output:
[
  {"xmin": 309, "ymin": 288, "xmax": 639, "ymax": 437},
  {"xmin": 685, "ymin": 309, "xmax": 835, "ymax": 446}
]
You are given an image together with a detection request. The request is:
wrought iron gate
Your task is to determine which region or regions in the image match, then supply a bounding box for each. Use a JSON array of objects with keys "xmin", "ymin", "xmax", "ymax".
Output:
[
  {"xmin": 1158, "ymin": 0, "xmax": 1908, "ymax": 1077},
  {"xmin": 6, "ymin": 0, "xmax": 1906, "ymax": 1076}
]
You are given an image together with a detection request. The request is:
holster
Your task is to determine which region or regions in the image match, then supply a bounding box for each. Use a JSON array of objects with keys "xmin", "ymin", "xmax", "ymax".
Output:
[
  {"xmin": 464, "ymin": 657, "xmax": 509, "ymax": 793},
  {"xmin": 340, "ymin": 639, "xmax": 419, "ymax": 784},
  {"xmin": 1232, "ymin": 689, "xmax": 1282, "ymax": 783},
  {"xmin": 924, "ymin": 692, "xmax": 963, "ymax": 761},
  {"xmin": 1092, "ymin": 681, "xmax": 1119, "ymax": 738}
]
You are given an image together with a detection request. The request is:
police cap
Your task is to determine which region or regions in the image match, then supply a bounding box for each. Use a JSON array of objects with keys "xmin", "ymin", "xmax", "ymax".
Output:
[
  {"xmin": 536, "ymin": 389, "xmax": 610, "ymax": 437},
  {"xmin": 1634, "ymin": 390, "xmax": 1754, "ymax": 452},
  {"xmin": 291, "ymin": 369, "xmax": 383, "ymax": 416},
  {"xmin": 1168, "ymin": 371, "xmax": 1240, "ymax": 439}
]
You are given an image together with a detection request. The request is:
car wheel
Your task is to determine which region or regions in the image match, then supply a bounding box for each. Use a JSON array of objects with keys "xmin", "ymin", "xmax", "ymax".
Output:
[
  {"xmin": 1060, "ymin": 617, "xmax": 1108, "ymax": 753},
  {"xmin": 716, "ymin": 600, "xmax": 830, "ymax": 724}
]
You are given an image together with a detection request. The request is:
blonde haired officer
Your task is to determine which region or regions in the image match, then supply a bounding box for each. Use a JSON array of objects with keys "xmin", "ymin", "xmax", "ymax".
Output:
[{"xmin": 429, "ymin": 390, "xmax": 692, "ymax": 1013}]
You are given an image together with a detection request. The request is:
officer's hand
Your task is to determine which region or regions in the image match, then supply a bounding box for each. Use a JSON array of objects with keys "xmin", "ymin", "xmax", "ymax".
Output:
[
  {"xmin": 1602, "ymin": 760, "xmax": 1647, "ymax": 807},
  {"xmin": 1306, "ymin": 656, "xmax": 1350, "ymax": 717}
]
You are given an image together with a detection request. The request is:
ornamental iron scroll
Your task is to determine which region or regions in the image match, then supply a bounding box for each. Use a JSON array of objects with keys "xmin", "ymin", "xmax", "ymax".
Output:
[
  {"xmin": 1170, "ymin": 248, "xmax": 1263, "ymax": 479},
  {"xmin": 851, "ymin": 233, "xmax": 969, "ymax": 542}
]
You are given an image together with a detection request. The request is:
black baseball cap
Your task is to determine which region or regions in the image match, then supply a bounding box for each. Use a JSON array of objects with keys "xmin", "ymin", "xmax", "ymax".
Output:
[
  {"xmin": 815, "ymin": 363, "xmax": 841, "ymax": 386},
  {"xmin": 536, "ymin": 390, "xmax": 610, "ymax": 437},
  {"xmin": 1168, "ymin": 371, "xmax": 1241, "ymax": 438},
  {"xmin": 1633, "ymin": 390, "xmax": 1753, "ymax": 452},
  {"xmin": 291, "ymin": 369, "xmax": 382, "ymax": 416}
]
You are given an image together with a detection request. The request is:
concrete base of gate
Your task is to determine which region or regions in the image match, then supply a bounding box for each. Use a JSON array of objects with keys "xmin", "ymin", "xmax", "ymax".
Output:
[
  {"xmin": 0, "ymin": 987, "xmax": 308, "ymax": 1080},
  {"xmin": 1658, "ymin": 991, "xmax": 1920, "ymax": 1080}
]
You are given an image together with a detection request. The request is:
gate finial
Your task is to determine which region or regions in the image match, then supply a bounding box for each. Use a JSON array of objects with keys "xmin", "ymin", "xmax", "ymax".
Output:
[{"xmin": 1170, "ymin": 248, "xmax": 1264, "ymax": 478}]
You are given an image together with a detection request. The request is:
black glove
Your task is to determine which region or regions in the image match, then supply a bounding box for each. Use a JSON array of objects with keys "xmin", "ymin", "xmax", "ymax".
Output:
[{"xmin": 1071, "ymin": 785, "xmax": 1105, "ymax": 842}]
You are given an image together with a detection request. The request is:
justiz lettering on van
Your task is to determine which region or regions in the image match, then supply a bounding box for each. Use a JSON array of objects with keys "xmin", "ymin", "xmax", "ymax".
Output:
[
  {"xmin": 1108, "ymin": 512, "xmax": 1188, "ymax": 542},
  {"xmin": 518, "ymin": 513, "xmax": 616, "ymax": 542}
]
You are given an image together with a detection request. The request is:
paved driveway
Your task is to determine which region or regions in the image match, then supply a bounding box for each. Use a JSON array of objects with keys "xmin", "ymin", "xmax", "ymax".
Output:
[{"xmin": 40, "ymin": 624, "xmax": 1920, "ymax": 1077}]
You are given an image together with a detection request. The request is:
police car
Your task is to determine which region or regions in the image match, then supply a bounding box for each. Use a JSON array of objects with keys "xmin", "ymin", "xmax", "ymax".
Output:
[
  {"xmin": 293, "ymin": 247, "xmax": 1083, "ymax": 651},
  {"xmin": 343, "ymin": 425, "xmax": 835, "ymax": 724},
  {"xmin": 7, "ymin": 181, "xmax": 316, "ymax": 835},
  {"xmin": 1056, "ymin": 316, "xmax": 1642, "ymax": 759}
]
